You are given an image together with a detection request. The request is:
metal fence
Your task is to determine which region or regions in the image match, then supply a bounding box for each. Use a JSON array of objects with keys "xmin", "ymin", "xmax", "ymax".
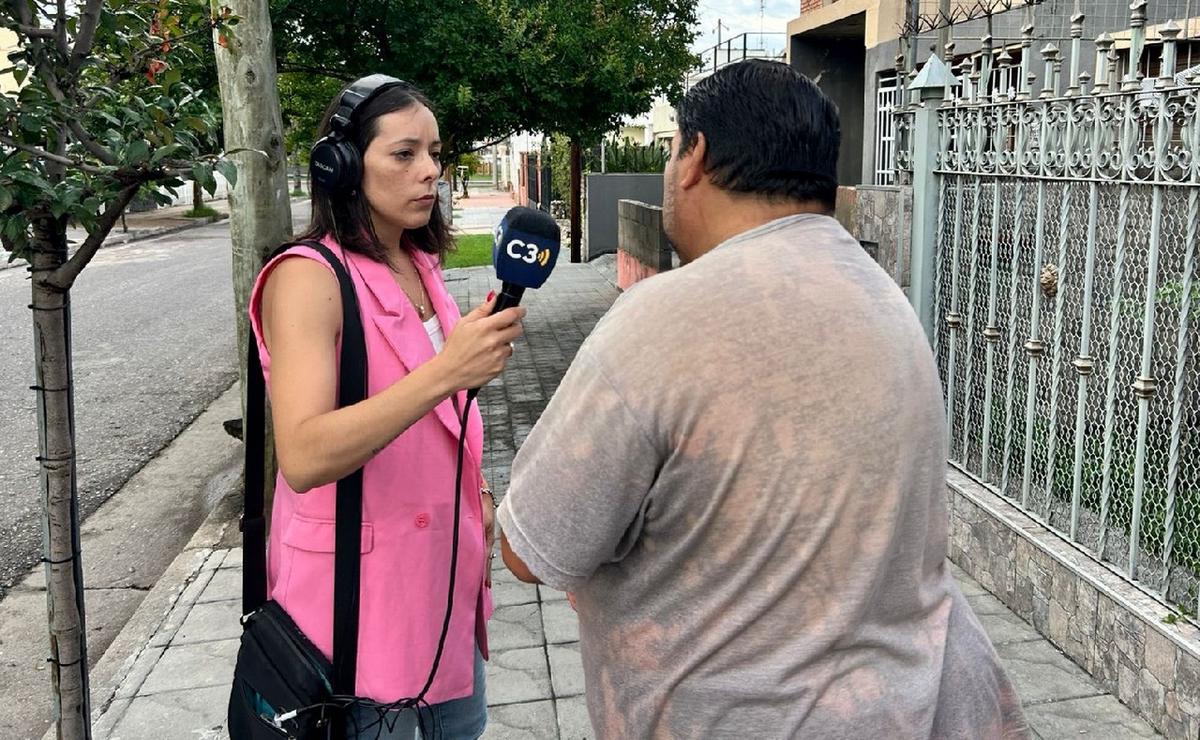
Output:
[{"xmin": 897, "ymin": 7, "xmax": 1200, "ymax": 617}]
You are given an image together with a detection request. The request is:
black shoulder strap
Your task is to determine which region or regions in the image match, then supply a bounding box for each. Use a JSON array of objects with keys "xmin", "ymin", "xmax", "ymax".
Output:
[{"xmin": 241, "ymin": 239, "xmax": 367, "ymax": 697}]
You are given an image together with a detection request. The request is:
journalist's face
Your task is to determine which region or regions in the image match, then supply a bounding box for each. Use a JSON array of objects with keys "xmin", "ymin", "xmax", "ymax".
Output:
[{"xmin": 361, "ymin": 104, "xmax": 444, "ymax": 236}]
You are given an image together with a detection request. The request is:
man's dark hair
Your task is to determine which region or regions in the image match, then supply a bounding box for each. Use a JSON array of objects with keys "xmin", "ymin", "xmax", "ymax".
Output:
[
  {"xmin": 298, "ymin": 83, "xmax": 453, "ymax": 267},
  {"xmin": 675, "ymin": 59, "xmax": 840, "ymax": 210}
]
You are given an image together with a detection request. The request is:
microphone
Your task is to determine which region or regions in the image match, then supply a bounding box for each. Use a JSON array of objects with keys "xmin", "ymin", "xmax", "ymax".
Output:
[
  {"xmin": 467, "ymin": 206, "xmax": 560, "ymax": 400},
  {"xmin": 489, "ymin": 206, "xmax": 561, "ymax": 313}
]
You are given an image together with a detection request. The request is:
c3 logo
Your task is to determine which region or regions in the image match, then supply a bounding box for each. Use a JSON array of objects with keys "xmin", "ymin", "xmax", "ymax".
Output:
[{"xmin": 506, "ymin": 239, "xmax": 551, "ymax": 267}]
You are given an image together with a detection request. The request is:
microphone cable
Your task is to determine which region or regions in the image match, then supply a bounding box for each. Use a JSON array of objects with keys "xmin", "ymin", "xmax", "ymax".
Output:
[{"xmin": 337, "ymin": 394, "xmax": 477, "ymax": 739}]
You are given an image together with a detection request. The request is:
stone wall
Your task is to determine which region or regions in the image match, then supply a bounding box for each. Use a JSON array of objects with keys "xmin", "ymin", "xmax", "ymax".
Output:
[
  {"xmin": 616, "ymin": 200, "xmax": 673, "ymax": 291},
  {"xmin": 947, "ymin": 469, "xmax": 1200, "ymax": 739},
  {"xmin": 833, "ymin": 184, "xmax": 913, "ymax": 290}
]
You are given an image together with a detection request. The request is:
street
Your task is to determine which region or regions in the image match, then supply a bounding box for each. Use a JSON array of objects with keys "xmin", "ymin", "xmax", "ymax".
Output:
[{"xmin": 0, "ymin": 201, "xmax": 310, "ymax": 599}]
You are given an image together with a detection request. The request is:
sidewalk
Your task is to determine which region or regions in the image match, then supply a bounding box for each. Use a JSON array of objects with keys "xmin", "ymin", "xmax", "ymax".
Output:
[
  {"xmin": 89, "ymin": 263, "xmax": 1161, "ymax": 739},
  {"xmin": 453, "ymin": 185, "xmax": 519, "ymax": 235}
]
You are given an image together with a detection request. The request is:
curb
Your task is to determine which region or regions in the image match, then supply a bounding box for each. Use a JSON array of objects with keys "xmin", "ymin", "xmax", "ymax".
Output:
[
  {"xmin": 81, "ymin": 469, "xmax": 241, "ymax": 733},
  {"xmin": 0, "ymin": 213, "xmax": 229, "ymax": 274}
]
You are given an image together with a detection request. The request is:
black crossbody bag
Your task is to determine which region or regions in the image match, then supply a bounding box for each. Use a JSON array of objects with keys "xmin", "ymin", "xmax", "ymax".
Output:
[{"xmin": 227, "ymin": 241, "xmax": 367, "ymax": 740}]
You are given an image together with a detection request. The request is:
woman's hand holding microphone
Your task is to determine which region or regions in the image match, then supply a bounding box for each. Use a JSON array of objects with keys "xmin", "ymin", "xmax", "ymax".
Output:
[{"xmin": 433, "ymin": 292, "xmax": 526, "ymax": 393}]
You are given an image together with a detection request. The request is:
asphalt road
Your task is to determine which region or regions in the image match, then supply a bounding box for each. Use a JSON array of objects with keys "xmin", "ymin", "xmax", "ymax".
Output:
[{"xmin": 0, "ymin": 202, "xmax": 309, "ymax": 600}]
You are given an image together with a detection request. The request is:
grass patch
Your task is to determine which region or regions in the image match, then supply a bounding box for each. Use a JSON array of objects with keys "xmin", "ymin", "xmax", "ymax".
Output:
[
  {"xmin": 183, "ymin": 205, "xmax": 220, "ymax": 218},
  {"xmin": 444, "ymin": 234, "xmax": 493, "ymax": 269}
]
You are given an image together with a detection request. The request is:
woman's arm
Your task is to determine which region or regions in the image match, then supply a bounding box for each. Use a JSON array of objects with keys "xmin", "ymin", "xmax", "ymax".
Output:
[{"xmin": 262, "ymin": 258, "xmax": 523, "ymax": 492}]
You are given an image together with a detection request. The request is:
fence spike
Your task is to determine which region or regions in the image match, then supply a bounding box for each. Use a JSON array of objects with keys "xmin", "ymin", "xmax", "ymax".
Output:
[
  {"xmin": 1019, "ymin": 22, "xmax": 1036, "ymax": 99},
  {"xmin": 1068, "ymin": 12, "xmax": 1087, "ymax": 95},
  {"xmin": 1159, "ymin": 20, "xmax": 1181, "ymax": 87},
  {"xmin": 1042, "ymin": 43, "xmax": 1061, "ymax": 98},
  {"xmin": 1126, "ymin": 0, "xmax": 1148, "ymax": 90},
  {"xmin": 1095, "ymin": 33, "xmax": 1114, "ymax": 89}
]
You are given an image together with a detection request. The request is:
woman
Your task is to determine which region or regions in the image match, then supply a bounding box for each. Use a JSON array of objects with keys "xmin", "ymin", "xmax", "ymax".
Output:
[{"xmin": 249, "ymin": 77, "xmax": 521, "ymax": 738}]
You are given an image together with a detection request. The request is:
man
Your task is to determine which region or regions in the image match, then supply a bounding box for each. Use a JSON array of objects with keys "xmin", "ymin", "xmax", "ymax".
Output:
[{"xmin": 497, "ymin": 60, "xmax": 1026, "ymax": 738}]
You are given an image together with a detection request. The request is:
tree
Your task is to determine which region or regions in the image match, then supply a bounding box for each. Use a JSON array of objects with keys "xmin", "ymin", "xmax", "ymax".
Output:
[
  {"xmin": 213, "ymin": 0, "xmax": 292, "ymax": 522},
  {"xmin": 0, "ymin": 2, "xmax": 234, "ymax": 736},
  {"xmin": 278, "ymin": 70, "xmax": 341, "ymax": 193},
  {"xmin": 269, "ymin": 0, "xmax": 530, "ymax": 163},
  {"xmin": 504, "ymin": 0, "xmax": 699, "ymax": 261}
]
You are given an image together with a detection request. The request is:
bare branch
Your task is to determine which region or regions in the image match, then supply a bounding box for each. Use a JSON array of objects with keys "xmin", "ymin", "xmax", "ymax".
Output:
[
  {"xmin": 15, "ymin": 24, "xmax": 56, "ymax": 38},
  {"xmin": 54, "ymin": 0, "xmax": 68, "ymax": 59},
  {"xmin": 68, "ymin": 0, "xmax": 105, "ymax": 77},
  {"xmin": 46, "ymin": 182, "xmax": 140, "ymax": 291},
  {"xmin": 65, "ymin": 119, "xmax": 119, "ymax": 166},
  {"xmin": 0, "ymin": 134, "xmax": 111, "ymax": 175}
]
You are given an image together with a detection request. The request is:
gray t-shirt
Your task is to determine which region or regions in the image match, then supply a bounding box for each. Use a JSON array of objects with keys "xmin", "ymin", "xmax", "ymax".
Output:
[{"xmin": 498, "ymin": 214, "xmax": 1027, "ymax": 739}]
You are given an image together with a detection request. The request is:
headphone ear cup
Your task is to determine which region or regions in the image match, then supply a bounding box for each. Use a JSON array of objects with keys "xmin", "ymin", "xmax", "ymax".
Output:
[{"xmin": 310, "ymin": 137, "xmax": 362, "ymax": 193}]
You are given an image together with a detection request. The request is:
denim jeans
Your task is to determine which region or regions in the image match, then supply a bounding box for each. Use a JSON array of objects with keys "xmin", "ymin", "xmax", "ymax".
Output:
[{"xmin": 343, "ymin": 648, "xmax": 487, "ymax": 740}]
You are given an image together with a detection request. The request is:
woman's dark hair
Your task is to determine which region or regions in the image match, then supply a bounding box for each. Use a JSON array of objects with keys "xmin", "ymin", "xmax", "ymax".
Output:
[
  {"xmin": 297, "ymin": 82, "xmax": 454, "ymax": 266},
  {"xmin": 675, "ymin": 59, "xmax": 841, "ymax": 210}
]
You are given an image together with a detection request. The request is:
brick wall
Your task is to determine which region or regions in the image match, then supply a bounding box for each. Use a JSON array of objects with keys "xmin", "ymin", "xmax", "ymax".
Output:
[{"xmin": 801, "ymin": 0, "xmax": 823, "ymax": 13}]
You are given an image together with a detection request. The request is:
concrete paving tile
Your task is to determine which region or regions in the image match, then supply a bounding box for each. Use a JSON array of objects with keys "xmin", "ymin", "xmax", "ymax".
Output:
[
  {"xmin": 486, "ymin": 647, "xmax": 552, "ymax": 706},
  {"xmin": 968, "ymin": 592, "xmax": 1014, "ymax": 616},
  {"xmin": 950, "ymin": 562, "xmax": 987, "ymax": 596},
  {"xmin": 483, "ymin": 700, "xmax": 558, "ymax": 739},
  {"xmin": 113, "ymin": 644, "xmax": 167, "ymax": 699},
  {"xmin": 172, "ymin": 598, "xmax": 242, "ymax": 645},
  {"xmin": 557, "ymin": 695, "xmax": 593, "ymax": 740},
  {"xmin": 93, "ymin": 697, "xmax": 131, "ymax": 737},
  {"xmin": 149, "ymin": 568, "xmax": 215, "ymax": 647},
  {"xmin": 1024, "ymin": 695, "xmax": 1161, "ymax": 738},
  {"xmin": 108, "ymin": 685, "xmax": 227, "ymax": 739},
  {"xmin": 548, "ymin": 642, "xmax": 585, "ymax": 698},
  {"xmin": 202, "ymin": 548, "xmax": 228, "ymax": 572},
  {"xmin": 538, "ymin": 585, "xmax": 568, "ymax": 602},
  {"xmin": 197, "ymin": 567, "xmax": 242, "ymax": 604},
  {"xmin": 493, "ymin": 564, "xmax": 522, "ymax": 585},
  {"xmin": 221, "ymin": 549, "xmax": 243, "ymax": 568},
  {"xmin": 138, "ymin": 638, "xmax": 239, "ymax": 695},
  {"xmin": 976, "ymin": 607, "xmax": 1041, "ymax": 647},
  {"xmin": 995, "ymin": 640, "xmax": 1104, "ymax": 706},
  {"xmin": 542, "ymin": 599, "xmax": 579, "ymax": 645},
  {"xmin": 489, "ymin": 604, "xmax": 545, "ymax": 651},
  {"xmin": 492, "ymin": 578, "xmax": 538, "ymax": 608}
]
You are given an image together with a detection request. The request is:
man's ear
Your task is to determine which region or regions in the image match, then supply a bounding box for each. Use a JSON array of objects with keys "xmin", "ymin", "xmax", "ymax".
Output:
[{"xmin": 678, "ymin": 132, "xmax": 707, "ymax": 190}]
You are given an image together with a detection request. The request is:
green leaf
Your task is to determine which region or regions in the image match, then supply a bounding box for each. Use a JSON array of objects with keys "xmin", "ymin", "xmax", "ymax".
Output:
[
  {"xmin": 13, "ymin": 66, "xmax": 27, "ymax": 87},
  {"xmin": 151, "ymin": 143, "xmax": 186, "ymax": 165},
  {"xmin": 0, "ymin": 188, "xmax": 12, "ymax": 212},
  {"xmin": 215, "ymin": 159, "xmax": 239, "ymax": 190},
  {"xmin": 193, "ymin": 163, "xmax": 217, "ymax": 196},
  {"xmin": 127, "ymin": 139, "xmax": 151, "ymax": 164}
]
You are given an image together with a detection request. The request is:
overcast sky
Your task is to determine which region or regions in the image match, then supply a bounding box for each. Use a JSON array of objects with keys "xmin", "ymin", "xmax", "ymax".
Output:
[{"xmin": 691, "ymin": 0, "xmax": 797, "ymax": 52}]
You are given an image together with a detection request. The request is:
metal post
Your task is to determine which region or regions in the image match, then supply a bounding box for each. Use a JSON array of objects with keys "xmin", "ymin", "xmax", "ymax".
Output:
[{"xmin": 908, "ymin": 56, "xmax": 958, "ymax": 341}]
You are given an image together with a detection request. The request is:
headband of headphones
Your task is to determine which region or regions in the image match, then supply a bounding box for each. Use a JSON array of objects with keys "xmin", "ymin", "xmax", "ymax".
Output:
[{"xmin": 328, "ymin": 74, "xmax": 410, "ymax": 139}]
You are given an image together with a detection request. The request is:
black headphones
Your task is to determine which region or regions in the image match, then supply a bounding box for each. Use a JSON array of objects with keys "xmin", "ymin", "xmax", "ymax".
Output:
[{"xmin": 309, "ymin": 74, "xmax": 409, "ymax": 194}]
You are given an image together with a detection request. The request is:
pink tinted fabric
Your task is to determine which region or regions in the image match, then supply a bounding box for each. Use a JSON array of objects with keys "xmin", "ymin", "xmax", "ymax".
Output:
[{"xmin": 248, "ymin": 237, "xmax": 492, "ymax": 704}]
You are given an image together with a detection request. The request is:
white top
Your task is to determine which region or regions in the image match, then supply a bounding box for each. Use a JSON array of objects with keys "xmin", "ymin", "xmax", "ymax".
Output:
[{"xmin": 424, "ymin": 314, "xmax": 445, "ymax": 354}]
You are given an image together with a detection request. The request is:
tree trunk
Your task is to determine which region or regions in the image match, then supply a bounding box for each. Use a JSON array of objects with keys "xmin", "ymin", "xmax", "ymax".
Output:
[
  {"xmin": 570, "ymin": 138, "xmax": 582, "ymax": 263},
  {"xmin": 293, "ymin": 154, "xmax": 302, "ymax": 193},
  {"xmin": 214, "ymin": 0, "xmax": 292, "ymax": 513},
  {"xmin": 30, "ymin": 215, "xmax": 92, "ymax": 740},
  {"xmin": 192, "ymin": 178, "xmax": 203, "ymax": 213}
]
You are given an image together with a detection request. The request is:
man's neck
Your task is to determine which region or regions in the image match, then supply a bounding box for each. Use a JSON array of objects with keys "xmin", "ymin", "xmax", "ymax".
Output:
[{"xmin": 687, "ymin": 194, "xmax": 830, "ymax": 260}]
